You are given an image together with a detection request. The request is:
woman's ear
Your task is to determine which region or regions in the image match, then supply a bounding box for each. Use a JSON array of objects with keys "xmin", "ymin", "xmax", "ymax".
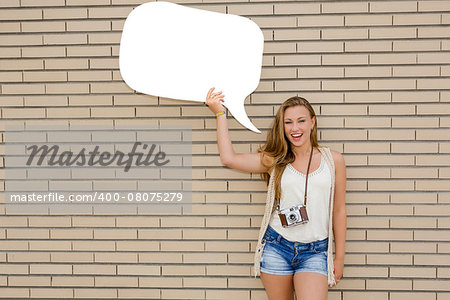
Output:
[{"xmin": 312, "ymin": 115, "xmax": 316, "ymax": 128}]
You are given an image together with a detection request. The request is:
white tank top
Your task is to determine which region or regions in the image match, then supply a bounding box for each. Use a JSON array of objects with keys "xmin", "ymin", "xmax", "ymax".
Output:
[{"xmin": 269, "ymin": 153, "xmax": 331, "ymax": 243}]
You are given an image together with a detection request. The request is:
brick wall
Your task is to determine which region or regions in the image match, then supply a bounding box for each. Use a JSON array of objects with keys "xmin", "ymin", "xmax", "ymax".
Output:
[{"xmin": 1, "ymin": 0, "xmax": 450, "ymax": 299}]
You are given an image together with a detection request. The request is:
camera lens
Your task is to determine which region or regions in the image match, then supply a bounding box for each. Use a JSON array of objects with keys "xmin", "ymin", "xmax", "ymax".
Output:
[{"xmin": 288, "ymin": 213, "xmax": 297, "ymax": 221}]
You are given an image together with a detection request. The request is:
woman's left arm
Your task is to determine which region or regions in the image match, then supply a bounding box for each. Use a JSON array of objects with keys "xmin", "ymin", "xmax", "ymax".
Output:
[{"xmin": 331, "ymin": 150, "xmax": 347, "ymax": 285}]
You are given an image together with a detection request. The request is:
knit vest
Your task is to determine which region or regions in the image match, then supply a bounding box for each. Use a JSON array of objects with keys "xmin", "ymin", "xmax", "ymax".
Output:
[{"xmin": 253, "ymin": 146, "xmax": 336, "ymax": 287}]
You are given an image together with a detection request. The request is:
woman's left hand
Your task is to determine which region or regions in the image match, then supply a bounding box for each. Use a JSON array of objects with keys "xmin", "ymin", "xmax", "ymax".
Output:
[{"xmin": 333, "ymin": 257, "xmax": 344, "ymax": 285}]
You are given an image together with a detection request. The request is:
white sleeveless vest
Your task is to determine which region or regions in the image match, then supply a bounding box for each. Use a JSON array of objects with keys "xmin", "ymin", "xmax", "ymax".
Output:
[{"xmin": 269, "ymin": 153, "xmax": 331, "ymax": 243}]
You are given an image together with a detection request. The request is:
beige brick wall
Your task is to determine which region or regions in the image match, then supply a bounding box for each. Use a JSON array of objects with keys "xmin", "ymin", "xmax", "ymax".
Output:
[{"xmin": 1, "ymin": 0, "xmax": 450, "ymax": 299}]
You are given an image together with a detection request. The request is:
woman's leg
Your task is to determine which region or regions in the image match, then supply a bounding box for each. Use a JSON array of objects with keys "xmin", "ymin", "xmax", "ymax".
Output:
[
  {"xmin": 260, "ymin": 272, "xmax": 294, "ymax": 300},
  {"xmin": 293, "ymin": 272, "xmax": 328, "ymax": 300}
]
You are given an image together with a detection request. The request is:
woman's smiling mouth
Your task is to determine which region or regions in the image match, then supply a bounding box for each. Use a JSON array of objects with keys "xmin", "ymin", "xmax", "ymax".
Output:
[{"xmin": 291, "ymin": 133, "xmax": 303, "ymax": 140}]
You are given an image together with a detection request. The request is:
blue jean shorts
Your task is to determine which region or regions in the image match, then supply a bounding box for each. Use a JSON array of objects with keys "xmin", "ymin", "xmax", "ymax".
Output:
[{"xmin": 260, "ymin": 225, "xmax": 328, "ymax": 276}]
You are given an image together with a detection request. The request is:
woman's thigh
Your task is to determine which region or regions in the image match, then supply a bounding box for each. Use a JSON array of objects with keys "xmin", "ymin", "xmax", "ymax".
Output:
[
  {"xmin": 260, "ymin": 272, "xmax": 294, "ymax": 300},
  {"xmin": 293, "ymin": 272, "xmax": 328, "ymax": 300}
]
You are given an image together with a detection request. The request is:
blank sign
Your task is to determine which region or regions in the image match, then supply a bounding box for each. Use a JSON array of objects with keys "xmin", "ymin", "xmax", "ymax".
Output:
[{"xmin": 119, "ymin": 1, "xmax": 264, "ymax": 133}]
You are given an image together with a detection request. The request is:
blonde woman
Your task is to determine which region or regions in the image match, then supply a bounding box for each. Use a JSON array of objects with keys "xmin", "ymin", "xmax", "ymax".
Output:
[{"xmin": 205, "ymin": 88, "xmax": 347, "ymax": 300}]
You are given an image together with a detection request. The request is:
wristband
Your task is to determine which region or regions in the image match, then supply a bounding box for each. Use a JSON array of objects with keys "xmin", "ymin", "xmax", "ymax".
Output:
[{"xmin": 215, "ymin": 110, "xmax": 226, "ymax": 117}]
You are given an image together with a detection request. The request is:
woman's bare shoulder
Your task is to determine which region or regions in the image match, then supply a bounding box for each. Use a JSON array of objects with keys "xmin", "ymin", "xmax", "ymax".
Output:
[{"xmin": 329, "ymin": 149, "xmax": 346, "ymax": 169}]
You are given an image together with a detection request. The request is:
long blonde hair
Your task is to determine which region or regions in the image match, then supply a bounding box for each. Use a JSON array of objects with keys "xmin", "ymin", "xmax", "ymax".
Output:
[{"xmin": 258, "ymin": 96, "xmax": 319, "ymax": 200}]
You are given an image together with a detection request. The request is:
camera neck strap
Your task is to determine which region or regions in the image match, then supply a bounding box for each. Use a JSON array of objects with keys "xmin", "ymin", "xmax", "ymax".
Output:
[{"xmin": 276, "ymin": 146, "xmax": 314, "ymax": 211}]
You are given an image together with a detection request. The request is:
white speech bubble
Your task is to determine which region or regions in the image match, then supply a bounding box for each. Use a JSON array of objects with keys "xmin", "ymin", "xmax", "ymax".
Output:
[{"xmin": 119, "ymin": 1, "xmax": 264, "ymax": 133}]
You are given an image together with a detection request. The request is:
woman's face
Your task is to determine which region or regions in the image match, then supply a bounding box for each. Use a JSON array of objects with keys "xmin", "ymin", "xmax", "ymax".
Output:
[{"xmin": 283, "ymin": 105, "xmax": 315, "ymax": 148}]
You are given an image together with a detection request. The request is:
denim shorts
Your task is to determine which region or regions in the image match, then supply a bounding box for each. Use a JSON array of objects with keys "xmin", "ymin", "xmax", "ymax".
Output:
[{"xmin": 260, "ymin": 225, "xmax": 328, "ymax": 276}]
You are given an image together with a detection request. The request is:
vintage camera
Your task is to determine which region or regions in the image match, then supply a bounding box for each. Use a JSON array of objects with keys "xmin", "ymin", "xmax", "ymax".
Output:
[{"xmin": 278, "ymin": 204, "xmax": 309, "ymax": 227}]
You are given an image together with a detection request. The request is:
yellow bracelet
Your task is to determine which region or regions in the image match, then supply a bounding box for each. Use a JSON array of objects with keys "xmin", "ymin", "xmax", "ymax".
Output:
[{"xmin": 216, "ymin": 110, "xmax": 226, "ymax": 117}]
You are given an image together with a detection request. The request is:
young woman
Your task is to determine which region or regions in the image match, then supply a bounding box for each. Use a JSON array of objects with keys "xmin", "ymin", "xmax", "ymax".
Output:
[{"xmin": 205, "ymin": 88, "xmax": 347, "ymax": 300}]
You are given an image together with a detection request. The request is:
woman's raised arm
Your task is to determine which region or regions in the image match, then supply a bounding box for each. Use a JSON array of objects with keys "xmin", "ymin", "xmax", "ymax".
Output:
[{"xmin": 205, "ymin": 87, "xmax": 271, "ymax": 174}]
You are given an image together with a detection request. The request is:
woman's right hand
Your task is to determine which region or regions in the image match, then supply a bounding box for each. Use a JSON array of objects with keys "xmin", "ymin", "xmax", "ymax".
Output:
[{"xmin": 205, "ymin": 87, "xmax": 225, "ymax": 115}]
